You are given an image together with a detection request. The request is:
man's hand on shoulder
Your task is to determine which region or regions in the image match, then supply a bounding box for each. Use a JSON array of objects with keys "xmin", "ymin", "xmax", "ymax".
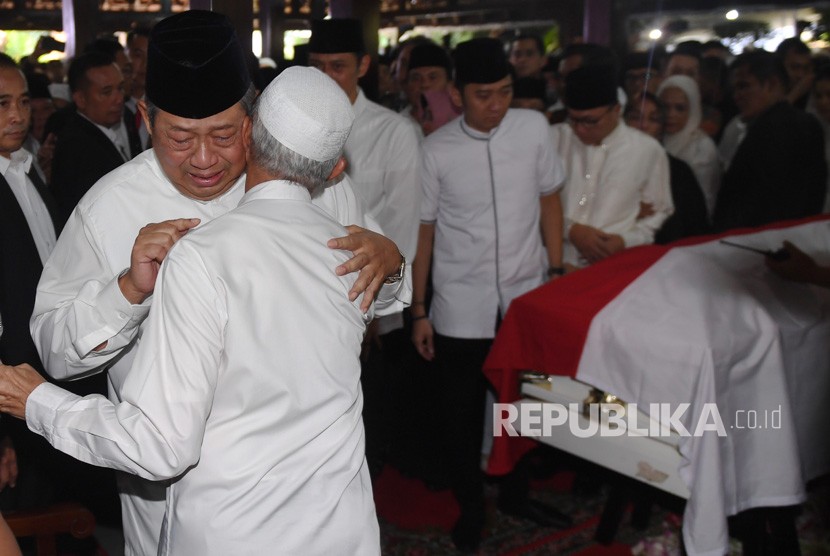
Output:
[
  {"xmin": 328, "ymin": 225, "xmax": 402, "ymax": 313},
  {"xmin": 0, "ymin": 364, "xmax": 46, "ymax": 420},
  {"xmin": 119, "ymin": 218, "xmax": 201, "ymax": 305}
]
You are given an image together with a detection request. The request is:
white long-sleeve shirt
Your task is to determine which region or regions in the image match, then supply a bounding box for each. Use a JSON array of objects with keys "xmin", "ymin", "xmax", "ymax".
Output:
[
  {"xmin": 345, "ymin": 89, "xmax": 421, "ymax": 333},
  {"xmin": 27, "ymin": 180, "xmax": 379, "ymax": 555},
  {"xmin": 30, "ymin": 149, "xmax": 406, "ymax": 555},
  {"xmin": 552, "ymin": 121, "xmax": 673, "ymax": 267}
]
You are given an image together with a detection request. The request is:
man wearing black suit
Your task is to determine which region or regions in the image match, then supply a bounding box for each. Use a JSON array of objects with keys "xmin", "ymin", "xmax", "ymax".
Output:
[
  {"xmin": 0, "ymin": 53, "xmax": 61, "ymax": 510},
  {"xmin": 714, "ymin": 51, "xmax": 826, "ymax": 231},
  {"xmin": 51, "ymin": 51, "xmax": 141, "ymax": 224}
]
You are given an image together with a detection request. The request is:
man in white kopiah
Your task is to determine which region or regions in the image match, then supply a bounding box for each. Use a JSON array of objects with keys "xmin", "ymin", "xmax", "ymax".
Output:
[
  {"xmin": 0, "ymin": 66, "xmax": 381, "ymax": 556},
  {"xmin": 28, "ymin": 10, "xmax": 406, "ymax": 555}
]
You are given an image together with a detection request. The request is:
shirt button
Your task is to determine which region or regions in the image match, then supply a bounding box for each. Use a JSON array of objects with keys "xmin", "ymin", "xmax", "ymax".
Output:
[{"xmin": 585, "ymin": 174, "xmax": 591, "ymax": 180}]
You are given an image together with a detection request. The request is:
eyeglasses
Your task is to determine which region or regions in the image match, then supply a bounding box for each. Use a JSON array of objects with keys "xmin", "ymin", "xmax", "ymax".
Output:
[{"xmin": 567, "ymin": 106, "xmax": 614, "ymax": 128}]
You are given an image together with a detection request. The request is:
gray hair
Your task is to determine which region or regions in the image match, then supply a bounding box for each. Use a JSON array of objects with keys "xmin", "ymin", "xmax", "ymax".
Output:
[
  {"xmin": 249, "ymin": 96, "xmax": 340, "ymax": 192},
  {"xmin": 144, "ymin": 83, "xmax": 257, "ymax": 129}
]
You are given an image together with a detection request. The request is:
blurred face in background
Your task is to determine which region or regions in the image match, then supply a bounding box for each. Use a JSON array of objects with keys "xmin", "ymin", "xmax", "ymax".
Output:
[
  {"xmin": 29, "ymin": 96, "xmax": 55, "ymax": 142},
  {"xmin": 659, "ymin": 86, "xmax": 690, "ymax": 135},
  {"xmin": 783, "ymin": 49, "xmax": 812, "ymax": 92},
  {"xmin": 665, "ymin": 54, "xmax": 700, "ymax": 83},
  {"xmin": 509, "ymin": 38, "xmax": 546, "ymax": 78},
  {"xmin": 731, "ymin": 64, "xmax": 781, "ymax": 121},
  {"xmin": 126, "ymin": 33, "xmax": 148, "ymax": 99},
  {"xmin": 624, "ymin": 67, "xmax": 660, "ymax": 99},
  {"xmin": 624, "ymin": 95, "xmax": 664, "ymax": 140},
  {"xmin": 408, "ymin": 66, "xmax": 449, "ymax": 96},
  {"xmin": 74, "ymin": 63, "xmax": 125, "ymax": 128}
]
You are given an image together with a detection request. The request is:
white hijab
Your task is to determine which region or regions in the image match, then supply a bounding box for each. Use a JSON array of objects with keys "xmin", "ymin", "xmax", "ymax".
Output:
[{"xmin": 657, "ymin": 74, "xmax": 704, "ymax": 160}]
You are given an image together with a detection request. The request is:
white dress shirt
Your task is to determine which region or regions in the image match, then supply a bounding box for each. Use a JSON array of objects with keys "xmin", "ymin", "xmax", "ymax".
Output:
[
  {"xmin": 346, "ymin": 89, "xmax": 421, "ymax": 333},
  {"xmin": 0, "ymin": 149, "xmax": 56, "ymax": 264},
  {"xmin": 30, "ymin": 149, "xmax": 406, "ymax": 555},
  {"xmin": 27, "ymin": 180, "xmax": 379, "ymax": 555},
  {"xmin": 421, "ymin": 109, "xmax": 565, "ymax": 339},
  {"xmin": 551, "ymin": 121, "xmax": 673, "ymax": 267}
]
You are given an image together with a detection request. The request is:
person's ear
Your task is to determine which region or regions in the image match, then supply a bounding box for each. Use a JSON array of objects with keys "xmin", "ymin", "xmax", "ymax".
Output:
[
  {"xmin": 327, "ymin": 156, "xmax": 348, "ymax": 181},
  {"xmin": 449, "ymin": 83, "xmax": 463, "ymax": 109},
  {"xmin": 358, "ymin": 54, "xmax": 371, "ymax": 79},
  {"xmin": 72, "ymin": 89, "xmax": 86, "ymax": 111},
  {"xmin": 137, "ymin": 99, "xmax": 152, "ymax": 136}
]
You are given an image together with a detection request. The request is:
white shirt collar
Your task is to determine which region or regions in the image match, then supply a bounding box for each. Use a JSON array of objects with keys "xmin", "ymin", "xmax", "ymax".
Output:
[
  {"xmin": 352, "ymin": 88, "xmax": 368, "ymax": 119},
  {"xmin": 459, "ymin": 116, "xmax": 501, "ymax": 140},
  {"xmin": 0, "ymin": 148, "xmax": 34, "ymax": 176},
  {"xmin": 241, "ymin": 179, "xmax": 312, "ymax": 206}
]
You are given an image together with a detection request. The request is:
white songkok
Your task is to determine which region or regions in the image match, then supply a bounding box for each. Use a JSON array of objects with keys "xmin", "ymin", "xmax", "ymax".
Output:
[{"xmin": 257, "ymin": 66, "xmax": 355, "ymax": 162}]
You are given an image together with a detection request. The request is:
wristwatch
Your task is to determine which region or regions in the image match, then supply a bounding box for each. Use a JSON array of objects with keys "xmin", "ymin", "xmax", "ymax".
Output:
[{"xmin": 384, "ymin": 253, "xmax": 406, "ymax": 285}]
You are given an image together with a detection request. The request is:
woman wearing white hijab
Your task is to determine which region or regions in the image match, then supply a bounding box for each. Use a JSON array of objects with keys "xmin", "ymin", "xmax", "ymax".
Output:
[{"xmin": 657, "ymin": 74, "xmax": 722, "ymax": 218}]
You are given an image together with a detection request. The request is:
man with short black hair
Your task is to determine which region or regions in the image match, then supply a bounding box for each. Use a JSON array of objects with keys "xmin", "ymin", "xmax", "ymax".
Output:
[
  {"xmin": 31, "ymin": 11, "xmax": 406, "ymax": 555},
  {"xmin": 664, "ymin": 42, "xmax": 703, "ymax": 83},
  {"xmin": 553, "ymin": 64, "xmax": 672, "ymax": 268},
  {"xmin": 406, "ymin": 41, "xmax": 453, "ymax": 130},
  {"xmin": 1, "ymin": 65, "xmax": 382, "ymax": 556},
  {"xmin": 412, "ymin": 37, "xmax": 567, "ymax": 551},
  {"xmin": 509, "ymin": 34, "xmax": 547, "ymax": 79},
  {"xmin": 51, "ymin": 51, "xmax": 141, "ymax": 222},
  {"xmin": 0, "ymin": 51, "xmax": 59, "ymax": 514},
  {"xmin": 714, "ymin": 51, "xmax": 826, "ymax": 231},
  {"xmin": 309, "ymin": 18, "xmax": 421, "ymax": 471}
]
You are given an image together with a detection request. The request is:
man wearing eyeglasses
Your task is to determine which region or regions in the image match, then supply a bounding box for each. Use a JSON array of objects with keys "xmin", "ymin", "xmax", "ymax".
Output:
[{"xmin": 552, "ymin": 64, "xmax": 673, "ymax": 268}]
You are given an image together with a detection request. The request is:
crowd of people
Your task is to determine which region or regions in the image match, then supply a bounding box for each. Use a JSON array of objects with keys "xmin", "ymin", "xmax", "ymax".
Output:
[{"xmin": 0, "ymin": 10, "xmax": 827, "ymax": 554}]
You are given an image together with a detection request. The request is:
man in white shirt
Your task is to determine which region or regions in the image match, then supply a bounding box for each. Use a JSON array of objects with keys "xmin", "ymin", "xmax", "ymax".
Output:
[
  {"xmin": 309, "ymin": 18, "xmax": 421, "ymax": 470},
  {"xmin": 552, "ymin": 64, "xmax": 672, "ymax": 268},
  {"xmin": 411, "ymin": 38, "xmax": 566, "ymax": 551},
  {"xmin": 30, "ymin": 11, "xmax": 406, "ymax": 555},
  {"xmin": 0, "ymin": 65, "xmax": 381, "ymax": 556}
]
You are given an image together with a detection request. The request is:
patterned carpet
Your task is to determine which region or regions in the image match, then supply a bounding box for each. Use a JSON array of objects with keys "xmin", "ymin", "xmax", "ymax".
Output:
[{"xmin": 375, "ymin": 461, "xmax": 830, "ymax": 556}]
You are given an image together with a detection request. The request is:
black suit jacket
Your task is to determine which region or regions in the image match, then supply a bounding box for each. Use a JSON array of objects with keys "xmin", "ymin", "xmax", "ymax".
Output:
[
  {"xmin": 51, "ymin": 110, "xmax": 141, "ymax": 225},
  {"xmin": 714, "ymin": 102, "xmax": 827, "ymax": 232},
  {"xmin": 656, "ymin": 155, "xmax": 711, "ymax": 244},
  {"xmin": 0, "ymin": 166, "xmax": 65, "ymax": 509},
  {"xmin": 0, "ymin": 168, "xmax": 60, "ymax": 372}
]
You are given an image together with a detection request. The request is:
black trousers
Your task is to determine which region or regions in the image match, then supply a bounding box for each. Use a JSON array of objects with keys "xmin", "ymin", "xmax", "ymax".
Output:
[{"xmin": 434, "ymin": 334, "xmax": 492, "ymax": 518}]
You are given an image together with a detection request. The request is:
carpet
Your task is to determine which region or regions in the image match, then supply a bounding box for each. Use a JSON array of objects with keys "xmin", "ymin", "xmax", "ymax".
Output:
[
  {"xmin": 376, "ymin": 464, "xmax": 830, "ymax": 556},
  {"xmin": 375, "ymin": 464, "xmax": 655, "ymax": 555}
]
